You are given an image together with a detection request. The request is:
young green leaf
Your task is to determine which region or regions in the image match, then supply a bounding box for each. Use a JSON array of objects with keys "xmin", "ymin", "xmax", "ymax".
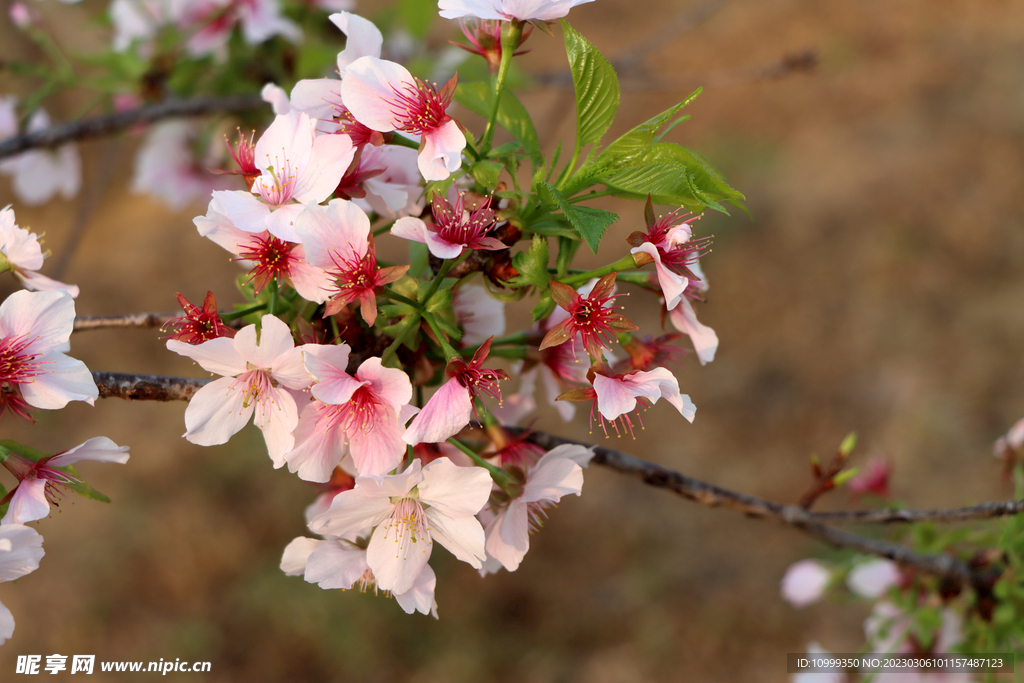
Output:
[
  {"xmin": 509, "ymin": 235, "xmax": 551, "ymax": 289},
  {"xmin": 537, "ymin": 182, "xmax": 618, "ymax": 253},
  {"xmin": 561, "ymin": 20, "xmax": 620, "ymax": 149}
]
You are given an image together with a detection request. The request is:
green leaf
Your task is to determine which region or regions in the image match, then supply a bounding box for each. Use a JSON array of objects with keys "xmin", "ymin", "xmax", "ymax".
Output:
[
  {"xmin": 469, "ymin": 160, "xmax": 504, "ymax": 189},
  {"xmin": 600, "ymin": 142, "xmax": 746, "ymax": 212},
  {"xmin": 839, "ymin": 432, "xmax": 858, "ymax": 456},
  {"xmin": 537, "ymin": 182, "xmax": 618, "ymax": 253},
  {"xmin": 509, "ymin": 235, "xmax": 550, "ymax": 289},
  {"xmin": 531, "ymin": 293, "xmax": 556, "ymax": 321},
  {"xmin": 455, "ymin": 83, "xmax": 542, "ymax": 169},
  {"xmin": 588, "ymin": 90, "xmax": 701, "ymax": 174},
  {"xmin": 425, "ymin": 288, "xmax": 454, "ymax": 314},
  {"xmin": 528, "ymin": 219, "xmax": 580, "ymax": 239},
  {"xmin": 561, "ymin": 20, "xmax": 620, "ymax": 149}
]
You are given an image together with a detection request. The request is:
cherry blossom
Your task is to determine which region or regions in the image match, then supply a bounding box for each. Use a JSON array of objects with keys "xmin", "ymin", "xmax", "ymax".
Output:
[
  {"xmin": 540, "ymin": 274, "xmax": 638, "ymax": 361},
  {"xmin": 628, "ymin": 203, "xmax": 708, "ymax": 312},
  {"xmin": 195, "ymin": 203, "xmax": 331, "ymax": 300},
  {"xmin": 846, "ymin": 457, "xmax": 891, "ymax": 500},
  {"xmin": 846, "ymin": 558, "xmax": 901, "ymax": 599},
  {"xmin": 780, "ymin": 559, "xmax": 830, "ymax": 608},
  {"xmin": 0, "ymin": 438, "xmax": 130, "ymax": 525},
  {"xmin": 438, "ymin": 0, "xmax": 596, "ymax": 22},
  {"xmin": 0, "ymin": 107, "xmax": 80, "ymax": 207},
  {"xmin": 482, "ymin": 444, "xmax": 592, "ymax": 572},
  {"xmin": 281, "ymin": 537, "xmax": 439, "ymax": 618},
  {"xmin": 166, "ymin": 314, "xmax": 310, "ymax": 463},
  {"xmin": 164, "ymin": 291, "xmax": 236, "ymax": 345},
  {"xmin": 403, "ymin": 339, "xmax": 509, "ymax": 445},
  {"xmin": 0, "ymin": 206, "xmax": 79, "ymax": 297},
  {"xmin": 131, "ymin": 121, "xmax": 231, "ymax": 210},
  {"xmin": 211, "ymin": 110, "xmax": 354, "ymax": 242},
  {"xmin": 292, "ymin": 199, "xmax": 408, "ymax": 324},
  {"xmin": 0, "ymin": 524, "xmax": 44, "ymax": 646},
  {"xmin": 341, "ymin": 56, "xmax": 466, "ymax": 181},
  {"xmin": 392, "ymin": 193, "xmax": 505, "ymax": 259},
  {"xmin": 0, "ymin": 290, "xmax": 98, "ymax": 415},
  {"xmin": 454, "ymin": 18, "xmax": 533, "ymax": 73},
  {"xmin": 285, "ymin": 343, "xmax": 415, "ymax": 479},
  {"xmin": 308, "ymin": 457, "xmax": 492, "ymax": 594},
  {"xmin": 453, "ymin": 284, "xmax": 506, "ymax": 346},
  {"xmin": 350, "ymin": 145, "xmax": 425, "ymax": 219}
]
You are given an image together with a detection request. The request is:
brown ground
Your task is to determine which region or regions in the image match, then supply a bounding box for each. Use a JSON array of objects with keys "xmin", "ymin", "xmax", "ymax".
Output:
[{"xmin": 1, "ymin": 0, "xmax": 1023, "ymax": 681}]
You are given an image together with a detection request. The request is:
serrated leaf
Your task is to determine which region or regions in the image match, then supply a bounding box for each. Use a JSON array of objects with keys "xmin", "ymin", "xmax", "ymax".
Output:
[
  {"xmin": 469, "ymin": 160, "xmax": 503, "ymax": 189},
  {"xmin": 509, "ymin": 235, "xmax": 550, "ymax": 289},
  {"xmin": 537, "ymin": 182, "xmax": 617, "ymax": 253},
  {"xmin": 561, "ymin": 20, "xmax": 620, "ymax": 149},
  {"xmin": 425, "ymin": 288, "xmax": 454, "ymax": 313},
  {"xmin": 531, "ymin": 293, "xmax": 556, "ymax": 321},
  {"xmin": 455, "ymin": 83, "xmax": 542, "ymax": 169},
  {"xmin": 588, "ymin": 90, "xmax": 701, "ymax": 175}
]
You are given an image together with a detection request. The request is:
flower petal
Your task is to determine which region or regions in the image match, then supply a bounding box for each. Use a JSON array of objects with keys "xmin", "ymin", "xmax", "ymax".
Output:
[
  {"xmin": 418, "ymin": 458, "xmax": 493, "ymax": 518},
  {"xmin": 402, "ymin": 379, "xmax": 472, "ymax": 445},
  {"xmin": 425, "ymin": 508, "xmax": 486, "ymax": 569},
  {"xmin": 182, "ymin": 376, "xmax": 255, "ymax": 446}
]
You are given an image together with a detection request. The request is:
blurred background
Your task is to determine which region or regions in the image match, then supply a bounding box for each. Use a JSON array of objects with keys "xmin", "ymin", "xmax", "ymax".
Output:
[{"xmin": 1, "ymin": 0, "xmax": 1024, "ymax": 680}]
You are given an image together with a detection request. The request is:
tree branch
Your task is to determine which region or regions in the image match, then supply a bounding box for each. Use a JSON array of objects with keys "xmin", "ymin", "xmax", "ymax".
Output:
[
  {"xmin": 87, "ymin": 371, "xmax": 1012, "ymax": 589},
  {"xmin": 75, "ymin": 313, "xmax": 179, "ymax": 332},
  {"xmin": 0, "ymin": 95, "xmax": 264, "ymax": 159}
]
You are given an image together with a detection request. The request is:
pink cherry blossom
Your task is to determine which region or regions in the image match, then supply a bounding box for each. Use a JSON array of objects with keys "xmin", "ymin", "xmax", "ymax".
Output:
[
  {"xmin": 342, "ymin": 56, "xmax": 466, "ymax": 181},
  {"xmin": 309, "ymin": 457, "xmax": 492, "ymax": 594},
  {"xmin": 540, "ymin": 274, "xmax": 638, "ymax": 361},
  {"xmin": 438, "ymin": 0, "xmax": 595, "ymax": 22},
  {"xmin": 392, "ymin": 193, "xmax": 505, "ymax": 259},
  {"xmin": 453, "ymin": 284, "xmax": 506, "ymax": 346},
  {"xmin": 166, "ymin": 314, "xmax": 311, "ymax": 464},
  {"xmin": 211, "ymin": 110, "xmax": 354, "ymax": 242},
  {"xmin": 281, "ymin": 537, "xmax": 438, "ymax": 617},
  {"xmin": 285, "ymin": 343, "xmax": 415, "ymax": 478},
  {"xmin": 350, "ymin": 145, "xmax": 425, "ymax": 219},
  {"xmin": 195, "ymin": 202, "xmax": 332, "ymax": 300},
  {"xmin": 482, "ymin": 444, "xmax": 592, "ymax": 572},
  {"xmin": 0, "ymin": 289, "xmax": 98, "ymax": 415},
  {"xmin": 131, "ymin": 121, "xmax": 233, "ymax": 210},
  {"xmin": 865, "ymin": 602, "xmax": 967, "ymax": 683},
  {"xmin": 293, "ymin": 199, "xmax": 409, "ymax": 324},
  {"xmin": 0, "ymin": 206, "xmax": 79, "ymax": 297},
  {"xmin": 403, "ymin": 339, "xmax": 509, "ymax": 445},
  {"xmin": 0, "ymin": 438, "xmax": 130, "ymax": 525},
  {"xmin": 668, "ymin": 297, "xmax": 718, "ymax": 365},
  {"xmin": 846, "ymin": 558, "xmax": 901, "ymax": 599},
  {"xmin": 0, "ymin": 108, "xmax": 80, "ymax": 207},
  {"xmin": 180, "ymin": 0, "xmax": 302, "ymax": 58},
  {"xmin": 582, "ymin": 367, "xmax": 695, "ymax": 436},
  {"xmin": 780, "ymin": 559, "xmax": 830, "ymax": 608},
  {"xmin": 0, "ymin": 524, "xmax": 44, "ymax": 646}
]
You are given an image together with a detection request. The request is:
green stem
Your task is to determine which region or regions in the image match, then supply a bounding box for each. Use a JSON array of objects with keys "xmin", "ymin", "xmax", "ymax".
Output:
[
  {"xmin": 485, "ymin": 347, "xmax": 527, "ymax": 360},
  {"xmin": 390, "ymin": 134, "xmax": 420, "ymax": 150},
  {"xmin": 381, "ymin": 314, "xmax": 421, "ymax": 366},
  {"xmin": 559, "ymin": 253, "xmax": 640, "ymax": 287},
  {"xmin": 422, "ymin": 311, "xmax": 459, "ymax": 362},
  {"xmin": 382, "ymin": 289, "xmax": 421, "ymax": 309},
  {"xmin": 267, "ymin": 280, "xmax": 279, "ymax": 316},
  {"xmin": 220, "ymin": 302, "xmax": 268, "ymax": 322},
  {"xmin": 479, "ymin": 20, "xmax": 523, "ymax": 154},
  {"xmin": 447, "ymin": 438, "xmax": 513, "ymax": 488},
  {"xmin": 422, "ymin": 253, "xmax": 465, "ymax": 304},
  {"xmin": 372, "ymin": 219, "xmax": 396, "ymax": 237},
  {"xmin": 462, "ymin": 331, "xmax": 528, "ymax": 356}
]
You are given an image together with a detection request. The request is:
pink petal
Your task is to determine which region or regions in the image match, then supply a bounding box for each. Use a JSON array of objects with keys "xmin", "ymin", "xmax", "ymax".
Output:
[
  {"xmin": 289, "ymin": 79, "xmax": 343, "ymax": 129},
  {"xmin": 292, "ymin": 132, "xmax": 354, "ymax": 204},
  {"xmin": 484, "ymin": 503, "xmax": 529, "ymax": 571},
  {"xmin": 20, "ymin": 352, "xmax": 98, "ymax": 409},
  {"xmin": 17, "ymin": 270, "xmax": 80, "ymax": 298},
  {"xmin": 210, "ymin": 190, "xmax": 271, "ymax": 234},
  {"xmin": 402, "ymin": 379, "xmax": 473, "ymax": 445},
  {"xmin": 302, "ymin": 343, "xmax": 354, "ymax": 385},
  {"xmin": 308, "ymin": 487, "xmax": 393, "ymax": 538},
  {"xmin": 0, "ymin": 289, "xmax": 74, "ymax": 354},
  {"xmin": 330, "ymin": 12, "xmax": 383, "ymax": 73},
  {"xmin": 285, "ymin": 402, "xmax": 350, "ymax": 482},
  {"xmin": 355, "ymin": 357, "xmax": 412, "ymax": 412},
  {"xmin": 347, "ymin": 409, "xmax": 406, "ymax": 476},
  {"xmin": 669, "ymin": 298, "xmax": 718, "ymax": 365},
  {"xmin": 592, "ymin": 374, "xmax": 639, "ymax": 422},
  {"xmin": 341, "ymin": 56, "xmax": 415, "ymax": 131},
  {"xmin": 390, "ymin": 216, "xmax": 429, "ymax": 245},
  {"xmin": 1, "ymin": 479, "xmax": 50, "ymax": 525},
  {"xmin": 422, "ymin": 228, "xmax": 465, "ymax": 260},
  {"xmin": 418, "ymin": 119, "xmax": 466, "ymax": 181},
  {"xmin": 292, "ymin": 199, "xmax": 371, "ymax": 269}
]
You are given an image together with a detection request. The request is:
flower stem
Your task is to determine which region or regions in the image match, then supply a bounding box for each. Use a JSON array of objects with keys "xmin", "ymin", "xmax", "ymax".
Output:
[
  {"xmin": 382, "ymin": 289, "xmax": 421, "ymax": 310},
  {"xmin": 447, "ymin": 437, "xmax": 513, "ymax": 488},
  {"xmin": 422, "ymin": 253, "xmax": 466, "ymax": 304},
  {"xmin": 220, "ymin": 301, "xmax": 268, "ymax": 322},
  {"xmin": 422, "ymin": 311, "xmax": 460, "ymax": 362},
  {"xmin": 381, "ymin": 314, "xmax": 421, "ymax": 366},
  {"xmin": 559, "ymin": 253, "xmax": 642, "ymax": 287},
  {"xmin": 479, "ymin": 20, "xmax": 523, "ymax": 154},
  {"xmin": 390, "ymin": 133, "xmax": 420, "ymax": 150}
]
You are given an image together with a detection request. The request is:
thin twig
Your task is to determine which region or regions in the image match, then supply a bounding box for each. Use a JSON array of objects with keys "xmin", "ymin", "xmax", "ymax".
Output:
[
  {"xmin": 0, "ymin": 95, "xmax": 264, "ymax": 159},
  {"xmin": 74, "ymin": 313, "xmax": 179, "ymax": 332},
  {"xmin": 85, "ymin": 371, "xmax": 1012, "ymax": 589}
]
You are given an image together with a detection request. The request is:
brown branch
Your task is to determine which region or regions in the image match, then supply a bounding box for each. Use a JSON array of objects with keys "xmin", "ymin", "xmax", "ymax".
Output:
[
  {"xmin": 75, "ymin": 313, "xmax": 179, "ymax": 332},
  {"xmin": 86, "ymin": 371, "xmax": 1012, "ymax": 589},
  {"xmin": 0, "ymin": 95, "xmax": 264, "ymax": 159}
]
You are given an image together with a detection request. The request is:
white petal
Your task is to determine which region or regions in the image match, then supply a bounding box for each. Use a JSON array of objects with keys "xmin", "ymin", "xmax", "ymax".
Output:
[
  {"xmin": 394, "ymin": 563, "xmax": 438, "ymax": 618},
  {"xmin": 308, "ymin": 488, "xmax": 393, "ymax": 538},
  {"xmin": 242, "ymin": 314, "xmax": 295, "ymax": 369},
  {"xmin": 49, "ymin": 437, "xmax": 129, "ymax": 466},
  {"xmin": 182, "ymin": 376, "xmax": 255, "ymax": 446},
  {"xmin": 592, "ymin": 374, "xmax": 639, "ymax": 422},
  {"xmin": 261, "ymin": 82, "xmax": 292, "ymax": 115},
  {"xmin": 280, "ymin": 537, "xmax": 322, "ymax": 576},
  {"xmin": 0, "ymin": 600, "xmax": 13, "ymax": 647},
  {"xmin": 669, "ymin": 298, "xmax": 718, "ymax": 365},
  {"xmin": 522, "ymin": 454, "xmax": 583, "ymax": 504},
  {"xmin": 20, "ymin": 352, "xmax": 98, "ymax": 409},
  {"xmin": 210, "ymin": 190, "xmax": 272, "ymax": 234},
  {"xmin": 1, "ymin": 479, "xmax": 51, "ymax": 525},
  {"xmin": 366, "ymin": 509, "xmax": 432, "ymax": 594},
  {"xmin": 167, "ymin": 337, "xmax": 247, "ymax": 377},
  {"xmin": 0, "ymin": 289, "xmax": 74, "ymax": 354},
  {"xmin": 330, "ymin": 12, "xmax": 383, "ymax": 74},
  {"xmin": 418, "ymin": 458, "xmax": 493, "ymax": 517},
  {"xmin": 304, "ymin": 540, "xmax": 371, "ymax": 589},
  {"xmin": 0, "ymin": 524, "xmax": 44, "ymax": 580},
  {"xmin": 253, "ymin": 387, "xmax": 299, "ymax": 465},
  {"xmin": 484, "ymin": 503, "xmax": 529, "ymax": 571},
  {"xmin": 425, "ymin": 508, "xmax": 486, "ymax": 569}
]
